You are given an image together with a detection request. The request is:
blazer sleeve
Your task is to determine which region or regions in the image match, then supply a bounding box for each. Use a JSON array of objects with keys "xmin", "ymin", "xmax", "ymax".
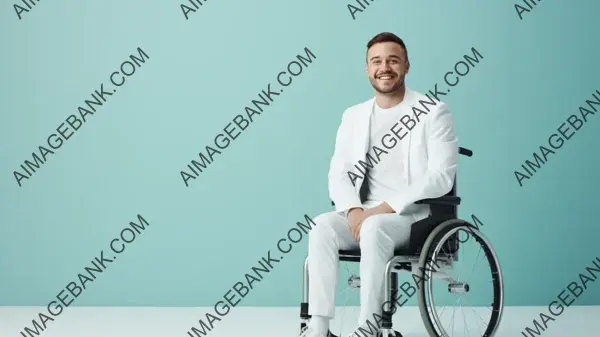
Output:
[
  {"xmin": 386, "ymin": 103, "xmax": 459, "ymax": 214},
  {"xmin": 328, "ymin": 110, "xmax": 363, "ymax": 213}
]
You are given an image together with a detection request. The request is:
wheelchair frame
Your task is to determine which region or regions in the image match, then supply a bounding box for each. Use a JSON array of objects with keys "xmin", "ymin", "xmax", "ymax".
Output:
[{"xmin": 299, "ymin": 147, "xmax": 504, "ymax": 337}]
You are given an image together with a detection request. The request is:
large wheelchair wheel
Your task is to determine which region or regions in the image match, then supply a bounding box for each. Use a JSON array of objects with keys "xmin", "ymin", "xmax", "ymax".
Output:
[{"xmin": 416, "ymin": 219, "xmax": 504, "ymax": 337}]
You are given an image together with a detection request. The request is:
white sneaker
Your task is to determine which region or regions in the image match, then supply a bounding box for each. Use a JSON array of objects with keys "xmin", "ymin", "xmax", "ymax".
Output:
[{"xmin": 299, "ymin": 325, "xmax": 328, "ymax": 337}]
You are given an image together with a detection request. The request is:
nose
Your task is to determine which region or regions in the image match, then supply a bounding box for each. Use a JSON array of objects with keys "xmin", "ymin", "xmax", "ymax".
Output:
[{"xmin": 379, "ymin": 62, "xmax": 394, "ymax": 74}]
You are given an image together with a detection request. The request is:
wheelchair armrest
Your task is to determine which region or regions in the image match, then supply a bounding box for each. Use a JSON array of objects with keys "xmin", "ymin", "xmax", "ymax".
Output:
[{"xmin": 415, "ymin": 196, "xmax": 461, "ymax": 206}]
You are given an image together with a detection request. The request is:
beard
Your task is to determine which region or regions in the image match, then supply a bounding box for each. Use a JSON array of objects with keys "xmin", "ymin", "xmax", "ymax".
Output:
[{"xmin": 369, "ymin": 72, "xmax": 404, "ymax": 94}]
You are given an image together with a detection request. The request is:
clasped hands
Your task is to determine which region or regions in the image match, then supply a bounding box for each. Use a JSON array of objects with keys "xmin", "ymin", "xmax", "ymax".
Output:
[
  {"xmin": 347, "ymin": 207, "xmax": 373, "ymax": 243},
  {"xmin": 347, "ymin": 202, "xmax": 395, "ymax": 242}
]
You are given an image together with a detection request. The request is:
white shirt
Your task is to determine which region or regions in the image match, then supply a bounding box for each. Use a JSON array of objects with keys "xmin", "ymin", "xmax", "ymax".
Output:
[{"xmin": 362, "ymin": 101, "xmax": 411, "ymax": 209}]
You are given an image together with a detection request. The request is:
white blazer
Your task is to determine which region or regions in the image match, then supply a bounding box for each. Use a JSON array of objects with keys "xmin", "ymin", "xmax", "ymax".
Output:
[{"xmin": 328, "ymin": 88, "xmax": 459, "ymax": 218}]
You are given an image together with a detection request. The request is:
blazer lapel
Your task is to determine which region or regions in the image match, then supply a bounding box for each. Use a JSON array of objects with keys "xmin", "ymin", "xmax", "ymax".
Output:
[
  {"xmin": 354, "ymin": 98, "xmax": 375, "ymax": 194},
  {"xmin": 355, "ymin": 97, "xmax": 375, "ymax": 163},
  {"xmin": 402, "ymin": 120, "xmax": 412, "ymax": 183},
  {"xmin": 400, "ymin": 89, "xmax": 416, "ymax": 182}
]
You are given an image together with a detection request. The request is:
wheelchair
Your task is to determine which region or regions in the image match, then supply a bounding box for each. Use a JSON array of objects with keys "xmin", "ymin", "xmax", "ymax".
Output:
[{"xmin": 299, "ymin": 147, "xmax": 504, "ymax": 337}]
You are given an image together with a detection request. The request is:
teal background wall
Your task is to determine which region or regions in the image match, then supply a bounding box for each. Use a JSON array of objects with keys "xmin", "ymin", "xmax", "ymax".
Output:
[{"xmin": 1, "ymin": 0, "xmax": 599, "ymax": 309}]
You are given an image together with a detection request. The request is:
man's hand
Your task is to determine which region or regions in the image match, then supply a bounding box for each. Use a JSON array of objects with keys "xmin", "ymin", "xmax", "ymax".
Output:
[
  {"xmin": 347, "ymin": 207, "xmax": 369, "ymax": 242},
  {"xmin": 347, "ymin": 202, "xmax": 396, "ymax": 242}
]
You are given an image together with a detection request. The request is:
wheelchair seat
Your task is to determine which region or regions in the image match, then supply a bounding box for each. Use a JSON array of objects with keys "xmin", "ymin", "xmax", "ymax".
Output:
[{"xmin": 338, "ymin": 212, "xmax": 458, "ymax": 262}]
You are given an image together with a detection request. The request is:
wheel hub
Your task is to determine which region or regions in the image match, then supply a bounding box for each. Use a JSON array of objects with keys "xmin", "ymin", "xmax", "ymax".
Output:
[{"xmin": 447, "ymin": 282, "xmax": 470, "ymax": 294}]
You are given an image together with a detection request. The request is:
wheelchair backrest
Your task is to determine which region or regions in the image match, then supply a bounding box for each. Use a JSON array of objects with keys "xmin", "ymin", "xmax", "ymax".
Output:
[
  {"xmin": 435, "ymin": 180, "xmax": 460, "ymax": 255},
  {"xmin": 432, "ymin": 146, "xmax": 472, "ymax": 256}
]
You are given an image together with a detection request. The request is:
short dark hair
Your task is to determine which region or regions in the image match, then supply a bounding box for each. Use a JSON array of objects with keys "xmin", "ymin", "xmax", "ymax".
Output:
[{"xmin": 366, "ymin": 32, "xmax": 408, "ymax": 61}]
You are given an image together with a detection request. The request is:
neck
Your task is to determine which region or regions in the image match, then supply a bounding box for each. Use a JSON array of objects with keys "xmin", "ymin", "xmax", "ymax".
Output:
[{"xmin": 375, "ymin": 86, "xmax": 406, "ymax": 109}]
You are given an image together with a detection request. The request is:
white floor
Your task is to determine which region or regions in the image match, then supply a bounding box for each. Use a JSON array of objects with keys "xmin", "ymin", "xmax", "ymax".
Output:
[{"xmin": 1, "ymin": 306, "xmax": 598, "ymax": 337}]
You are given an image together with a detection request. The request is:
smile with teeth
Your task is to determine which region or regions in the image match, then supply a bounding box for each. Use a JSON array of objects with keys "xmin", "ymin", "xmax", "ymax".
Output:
[{"xmin": 377, "ymin": 74, "xmax": 394, "ymax": 80}]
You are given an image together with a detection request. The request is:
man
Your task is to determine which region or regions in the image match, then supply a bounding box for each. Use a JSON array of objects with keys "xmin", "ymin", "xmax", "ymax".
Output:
[{"xmin": 300, "ymin": 32, "xmax": 459, "ymax": 337}]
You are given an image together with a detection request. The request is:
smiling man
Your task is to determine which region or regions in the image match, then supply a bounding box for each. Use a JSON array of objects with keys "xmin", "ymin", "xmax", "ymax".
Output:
[{"xmin": 300, "ymin": 32, "xmax": 459, "ymax": 337}]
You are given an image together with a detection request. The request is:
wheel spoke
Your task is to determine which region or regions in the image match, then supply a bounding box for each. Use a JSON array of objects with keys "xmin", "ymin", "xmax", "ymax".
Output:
[
  {"xmin": 451, "ymin": 305, "xmax": 456, "ymax": 337},
  {"xmin": 460, "ymin": 305, "xmax": 470, "ymax": 337},
  {"xmin": 462, "ymin": 245, "xmax": 482, "ymax": 284}
]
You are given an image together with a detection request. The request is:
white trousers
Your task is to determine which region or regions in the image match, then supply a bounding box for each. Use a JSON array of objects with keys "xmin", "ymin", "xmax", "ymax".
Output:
[{"xmin": 307, "ymin": 210, "xmax": 417, "ymax": 326}]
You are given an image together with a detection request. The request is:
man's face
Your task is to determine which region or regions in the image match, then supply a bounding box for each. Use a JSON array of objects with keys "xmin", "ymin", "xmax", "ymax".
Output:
[{"xmin": 366, "ymin": 42, "xmax": 409, "ymax": 94}]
